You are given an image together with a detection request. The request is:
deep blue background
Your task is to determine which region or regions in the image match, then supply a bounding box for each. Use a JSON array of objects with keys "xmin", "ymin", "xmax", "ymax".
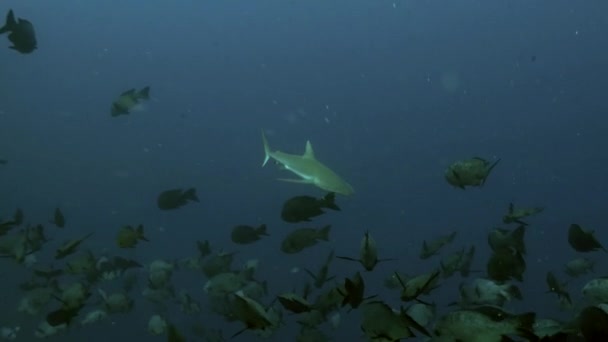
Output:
[{"xmin": 1, "ymin": 1, "xmax": 607, "ymax": 340}]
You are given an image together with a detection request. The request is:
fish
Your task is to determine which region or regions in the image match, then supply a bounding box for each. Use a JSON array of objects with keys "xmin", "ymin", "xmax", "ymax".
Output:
[
  {"xmin": 361, "ymin": 301, "xmax": 430, "ymax": 340},
  {"xmin": 157, "ymin": 188, "xmax": 199, "ymax": 210},
  {"xmin": 0, "ymin": 159, "xmax": 7, "ymax": 165},
  {"xmin": 546, "ymin": 271, "xmax": 571, "ymax": 306},
  {"xmin": 395, "ymin": 270, "xmax": 441, "ymax": 304},
  {"xmin": 280, "ymin": 225, "xmax": 331, "ymax": 254},
  {"xmin": 445, "ymin": 157, "xmax": 500, "ymax": 189},
  {"xmin": 568, "ymin": 224, "xmax": 606, "ymax": 253},
  {"xmin": 0, "ymin": 9, "xmax": 36, "ymax": 54},
  {"xmin": 579, "ymin": 306, "xmax": 608, "ymax": 341},
  {"xmin": 55, "ymin": 233, "xmax": 94, "ymax": 259},
  {"xmin": 434, "ymin": 306, "xmax": 536, "ymax": 342},
  {"xmin": 261, "ymin": 131, "xmax": 354, "ymax": 195},
  {"xmin": 304, "ymin": 249, "xmax": 336, "ymax": 288},
  {"xmin": 337, "ymin": 231, "xmax": 395, "ymax": 271},
  {"xmin": 111, "ymin": 86, "xmax": 150, "ymax": 117},
  {"xmin": 582, "ymin": 277, "xmax": 608, "ymax": 303},
  {"xmin": 116, "ymin": 224, "xmax": 148, "ymax": 248},
  {"xmin": 487, "ymin": 248, "xmax": 526, "ymax": 282},
  {"xmin": 338, "ymin": 272, "xmax": 371, "ymax": 309},
  {"xmin": 564, "ymin": 257, "xmax": 594, "ymax": 277},
  {"xmin": 457, "ymin": 278, "xmax": 522, "ymax": 307},
  {"xmin": 277, "ymin": 293, "xmax": 312, "ymax": 313},
  {"xmin": 420, "ymin": 231, "xmax": 457, "ymax": 259},
  {"xmin": 231, "ymin": 224, "xmax": 269, "ymax": 244},
  {"xmin": 281, "ymin": 192, "xmax": 340, "ymax": 223},
  {"xmin": 488, "ymin": 225, "xmax": 526, "ymax": 254},
  {"xmin": 502, "ymin": 203, "xmax": 544, "ymax": 226}
]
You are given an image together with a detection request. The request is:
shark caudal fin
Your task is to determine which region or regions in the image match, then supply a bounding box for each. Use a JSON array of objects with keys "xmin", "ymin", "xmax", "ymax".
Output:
[{"xmin": 261, "ymin": 130, "xmax": 271, "ymax": 167}]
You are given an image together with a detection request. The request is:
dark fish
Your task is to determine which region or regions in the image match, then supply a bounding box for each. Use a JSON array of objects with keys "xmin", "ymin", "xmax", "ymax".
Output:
[
  {"xmin": 338, "ymin": 272, "xmax": 373, "ymax": 309},
  {"xmin": 281, "ymin": 192, "xmax": 340, "ymax": 223},
  {"xmin": 337, "ymin": 231, "xmax": 395, "ymax": 271},
  {"xmin": 487, "ymin": 248, "xmax": 526, "ymax": 282},
  {"xmin": 157, "ymin": 188, "xmax": 199, "ymax": 210},
  {"xmin": 568, "ymin": 224, "xmax": 606, "ymax": 253},
  {"xmin": 0, "ymin": 208, "xmax": 23, "ymax": 235},
  {"xmin": 111, "ymin": 87, "xmax": 150, "ymax": 117},
  {"xmin": 502, "ymin": 203, "xmax": 544, "ymax": 226},
  {"xmin": 46, "ymin": 307, "xmax": 80, "ymax": 326},
  {"xmin": 167, "ymin": 323, "xmax": 186, "ymax": 342},
  {"xmin": 46, "ymin": 295, "xmax": 88, "ymax": 327},
  {"xmin": 546, "ymin": 271, "xmax": 572, "ymax": 305},
  {"xmin": 488, "ymin": 225, "xmax": 526, "ymax": 255},
  {"xmin": 55, "ymin": 232, "xmax": 94, "ymax": 259},
  {"xmin": 0, "ymin": 9, "xmax": 36, "ymax": 54},
  {"xmin": 116, "ymin": 224, "xmax": 148, "ymax": 248},
  {"xmin": 0, "ymin": 159, "xmax": 7, "ymax": 165},
  {"xmin": 231, "ymin": 224, "xmax": 269, "ymax": 244},
  {"xmin": 445, "ymin": 157, "xmax": 500, "ymax": 189},
  {"xmin": 579, "ymin": 306, "xmax": 608, "ymax": 342}
]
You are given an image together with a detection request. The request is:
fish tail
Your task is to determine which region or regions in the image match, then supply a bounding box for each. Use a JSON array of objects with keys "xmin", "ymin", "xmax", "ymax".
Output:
[
  {"xmin": 318, "ymin": 225, "xmax": 331, "ymax": 241},
  {"xmin": 322, "ymin": 192, "xmax": 340, "ymax": 211},
  {"xmin": 138, "ymin": 86, "xmax": 150, "ymax": 100},
  {"xmin": 137, "ymin": 225, "xmax": 149, "ymax": 241},
  {"xmin": 481, "ymin": 158, "xmax": 501, "ymax": 186},
  {"xmin": 511, "ymin": 225, "xmax": 527, "ymax": 254},
  {"xmin": 0, "ymin": 10, "xmax": 15, "ymax": 35},
  {"xmin": 183, "ymin": 188, "xmax": 199, "ymax": 202},
  {"xmin": 257, "ymin": 224, "xmax": 269, "ymax": 236},
  {"xmin": 261, "ymin": 130, "xmax": 271, "ymax": 167}
]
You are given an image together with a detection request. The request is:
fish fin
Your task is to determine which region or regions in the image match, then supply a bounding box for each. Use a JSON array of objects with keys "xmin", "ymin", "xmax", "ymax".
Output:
[
  {"xmin": 256, "ymin": 224, "xmax": 269, "ymax": 236},
  {"xmin": 136, "ymin": 225, "xmax": 149, "ymax": 241},
  {"xmin": 261, "ymin": 130, "xmax": 271, "ymax": 167},
  {"xmin": 303, "ymin": 268, "xmax": 318, "ymax": 281},
  {"xmin": 183, "ymin": 188, "xmax": 199, "ymax": 202},
  {"xmin": 317, "ymin": 225, "xmax": 331, "ymax": 241},
  {"xmin": 414, "ymin": 298, "xmax": 433, "ymax": 306},
  {"xmin": 322, "ymin": 192, "xmax": 340, "ymax": 211},
  {"xmin": 277, "ymin": 178, "xmax": 312, "ymax": 184},
  {"xmin": 336, "ymin": 256, "xmax": 358, "ymax": 263},
  {"xmin": 399, "ymin": 307, "xmax": 431, "ymax": 337},
  {"xmin": 377, "ymin": 257, "xmax": 397, "ymax": 264},
  {"xmin": 485, "ymin": 158, "xmax": 501, "ymax": 177},
  {"xmin": 120, "ymin": 88, "xmax": 136, "ymax": 96},
  {"xmin": 0, "ymin": 10, "xmax": 15, "ymax": 34},
  {"xmin": 230, "ymin": 327, "xmax": 248, "ymax": 339},
  {"xmin": 138, "ymin": 86, "xmax": 150, "ymax": 99},
  {"xmin": 303, "ymin": 141, "xmax": 315, "ymax": 159}
]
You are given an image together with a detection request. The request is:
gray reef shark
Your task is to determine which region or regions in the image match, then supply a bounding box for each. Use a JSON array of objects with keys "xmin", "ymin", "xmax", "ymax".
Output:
[{"xmin": 261, "ymin": 131, "xmax": 354, "ymax": 196}]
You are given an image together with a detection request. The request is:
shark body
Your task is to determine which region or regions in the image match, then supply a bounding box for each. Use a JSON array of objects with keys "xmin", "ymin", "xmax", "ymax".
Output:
[{"xmin": 261, "ymin": 131, "xmax": 354, "ymax": 196}]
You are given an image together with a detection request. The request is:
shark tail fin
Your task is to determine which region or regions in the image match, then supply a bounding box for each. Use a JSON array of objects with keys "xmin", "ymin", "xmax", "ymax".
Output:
[
  {"xmin": 261, "ymin": 130, "xmax": 271, "ymax": 167},
  {"xmin": 0, "ymin": 10, "xmax": 16, "ymax": 35}
]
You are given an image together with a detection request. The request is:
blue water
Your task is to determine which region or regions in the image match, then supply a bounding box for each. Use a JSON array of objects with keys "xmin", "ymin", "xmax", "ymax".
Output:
[{"xmin": 1, "ymin": 0, "xmax": 607, "ymax": 341}]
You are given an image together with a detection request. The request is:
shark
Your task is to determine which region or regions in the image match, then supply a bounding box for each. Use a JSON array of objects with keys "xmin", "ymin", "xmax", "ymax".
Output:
[{"xmin": 261, "ymin": 131, "xmax": 354, "ymax": 195}]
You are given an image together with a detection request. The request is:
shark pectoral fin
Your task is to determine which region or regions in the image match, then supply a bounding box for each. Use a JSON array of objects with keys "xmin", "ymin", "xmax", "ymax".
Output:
[{"xmin": 277, "ymin": 178, "xmax": 312, "ymax": 184}]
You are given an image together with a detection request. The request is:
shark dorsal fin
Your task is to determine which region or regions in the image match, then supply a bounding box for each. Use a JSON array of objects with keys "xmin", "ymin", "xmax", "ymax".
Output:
[{"xmin": 303, "ymin": 141, "xmax": 316, "ymax": 159}]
